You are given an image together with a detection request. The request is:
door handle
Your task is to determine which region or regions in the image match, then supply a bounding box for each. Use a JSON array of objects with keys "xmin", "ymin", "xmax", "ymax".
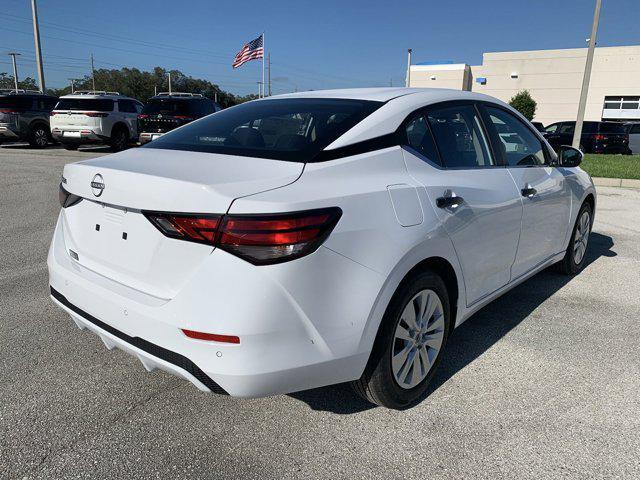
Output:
[
  {"xmin": 436, "ymin": 195, "xmax": 464, "ymax": 209},
  {"xmin": 521, "ymin": 186, "xmax": 537, "ymax": 198}
]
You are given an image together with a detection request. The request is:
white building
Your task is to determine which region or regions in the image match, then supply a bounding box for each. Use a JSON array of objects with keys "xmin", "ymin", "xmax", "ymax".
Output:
[{"xmin": 408, "ymin": 45, "xmax": 640, "ymax": 126}]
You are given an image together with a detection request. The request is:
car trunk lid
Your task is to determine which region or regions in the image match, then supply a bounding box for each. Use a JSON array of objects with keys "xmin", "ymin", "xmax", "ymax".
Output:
[{"xmin": 60, "ymin": 148, "xmax": 303, "ymax": 298}]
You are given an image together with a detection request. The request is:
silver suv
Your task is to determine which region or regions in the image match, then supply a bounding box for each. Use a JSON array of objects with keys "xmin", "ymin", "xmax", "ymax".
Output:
[
  {"xmin": 0, "ymin": 89, "xmax": 58, "ymax": 148},
  {"xmin": 50, "ymin": 91, "xmax": 143, "ymax": 151}
]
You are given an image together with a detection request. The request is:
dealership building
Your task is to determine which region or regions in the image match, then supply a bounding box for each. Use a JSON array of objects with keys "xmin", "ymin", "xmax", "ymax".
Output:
[{"xmin": 408, "ymin": 45, "xmax": 640, "ymax": 126}]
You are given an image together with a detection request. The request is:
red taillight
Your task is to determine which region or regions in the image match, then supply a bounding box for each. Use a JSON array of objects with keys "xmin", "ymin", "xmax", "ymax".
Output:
[
  {"xmin": 143, "ymin": 207, "xmax": 342, "ymax": 265},
  {"xmin": 137, "ymin": 114, "xmax": 149, "ymax": 119},
  {"xmin": 594, "ymin": 134, "xmax": 606, "ymax": 141},
  {"xmin": 181, "ymin": 328, "xmax": 240, "ymax": 344},
  {"xmin": 173, "ymin": 115, "xmax": 193, "ymax": 120},
  {"xmin": 144, "ymin": 213, "xmax": 220, "ymax": 244},
  {"xmin": 83, "ymin": 111, "xmax": 109, "ymax": 117},
  {"xmin": 0, "ymin": 109, "xmax": 19, "ymax": 114}
]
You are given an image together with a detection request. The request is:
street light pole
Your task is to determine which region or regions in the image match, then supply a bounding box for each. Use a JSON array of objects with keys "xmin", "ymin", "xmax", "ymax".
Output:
[
  {"xmin": 572, "ymin": 0, "xmax": 602, "ymax": 149},
  {"xmin": 8, "ymin": 53, "xmax": 21, "ymax": 92},
  {"xmin": 30, "ymin": 0, "xmax": 46, "ymax": 92},
  {"xmin": 91, "ymin": 53, "xmax": 96, "ymax": 91},
  {"xmin": 68, "ymin": 78, "xmax": 75, "ymax": 93},
  {"xmin": 405, "ymin": 49, "xmax": 412, "ymax": 87}
]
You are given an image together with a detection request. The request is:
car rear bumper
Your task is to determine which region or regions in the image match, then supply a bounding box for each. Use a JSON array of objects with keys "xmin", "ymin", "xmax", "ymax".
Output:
[
  {"xmin": 47, "ymin": 211, "xmax": 380, "ymax": 397},
  {"xmin": 138, "ymin": 132, "xmax": 165, "ymax": 144},
  {"xmin": 0, "ymin": 125, "xmax": 20, "ymax": 140},
  {"xmin": 51, "ymin": 128, "xmax": 108, "ymax": 144}
]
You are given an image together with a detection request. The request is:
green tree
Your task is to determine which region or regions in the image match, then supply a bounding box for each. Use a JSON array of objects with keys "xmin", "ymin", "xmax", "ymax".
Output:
[
  {"xmin": 45, "ymin": 67, "xmax": 246, "ymax": 108},
  {"xmin": 0, "ymin": 73, "xmax": 39, "ymax": 91},
  {"xmin": 509, "ymin": 90, "xmax": 537, "ymax": 121}
]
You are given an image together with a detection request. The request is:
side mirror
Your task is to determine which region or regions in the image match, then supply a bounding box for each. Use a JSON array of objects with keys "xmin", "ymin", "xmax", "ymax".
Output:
[{"xmin": 557, "ymin": 145, "xmax": 583, "ymax": 167}]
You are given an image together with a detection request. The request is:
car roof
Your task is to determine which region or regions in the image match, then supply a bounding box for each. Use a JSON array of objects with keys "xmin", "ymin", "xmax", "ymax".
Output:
[
  {"xmin": 265, "ymin": 87, "xmax": 519, "ymax": 150},
  {"xmin": 59, "ymin": 93, "xmax": 135, "ymax": 100}
]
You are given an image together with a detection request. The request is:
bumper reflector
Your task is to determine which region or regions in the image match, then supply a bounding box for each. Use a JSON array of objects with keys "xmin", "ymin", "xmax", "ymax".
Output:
[{"xmin": 181, "ymin": 328, "xmax": 240, "ymax": 344}]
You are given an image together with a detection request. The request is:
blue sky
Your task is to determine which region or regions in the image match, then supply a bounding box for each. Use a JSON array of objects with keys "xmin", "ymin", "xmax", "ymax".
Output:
[{"xmin": 1, "ymin": 0, "xmax": 639, "ymax": 96}]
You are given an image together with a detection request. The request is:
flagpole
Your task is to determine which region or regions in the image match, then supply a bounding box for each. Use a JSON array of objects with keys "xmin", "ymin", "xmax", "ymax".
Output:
[{"xmin": 262, "ymin": 32, "xmax": 265, "ymax": 98}]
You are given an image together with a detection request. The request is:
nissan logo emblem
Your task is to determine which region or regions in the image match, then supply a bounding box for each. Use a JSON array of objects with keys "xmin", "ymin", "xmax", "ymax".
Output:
[{"xmin": 91, "ymin": 174, "xmax": 105, "ymax": 197}]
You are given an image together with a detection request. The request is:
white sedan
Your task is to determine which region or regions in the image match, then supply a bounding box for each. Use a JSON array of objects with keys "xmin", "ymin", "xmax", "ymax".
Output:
[{"xmin": 49, "ymin": 88, "xmax": 595, "ymax": 409}]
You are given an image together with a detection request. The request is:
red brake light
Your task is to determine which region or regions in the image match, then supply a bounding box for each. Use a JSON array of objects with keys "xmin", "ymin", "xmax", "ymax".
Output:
[
  {"xmin": 181, "ymin": 329, "xmax": 240, "ymax": 344},
  {"xmin": 83, "ymin": 111, "xmax": 109, "ymax": 117},
  {"xmin": 137, "ymin": 114, "xmax": 149, "ymax": 119},
  {"xmin": 0, "ymin": 109, "xmax": 19, "ymax": 114},
  {"xmin": 594, "ymin": 134, "xmax": 606, "ymax": 141},
  {"xmin": 143, "ymin": 207, "xmax": 342, "ymax": 265},
  {"xmin": 144, "ymin": 213, "xmax": 220, "ymax": 244},
  {"xmin": 173, "ymin": 115, "xmax": 193, "ymax": 120}
]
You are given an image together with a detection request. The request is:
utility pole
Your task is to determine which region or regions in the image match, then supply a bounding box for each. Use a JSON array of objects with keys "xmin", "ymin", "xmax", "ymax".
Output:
[
  {"xmin": 30, "ymin": 0, "xmax": 46, "ymax": 92},
  {"xmin": 257, "ymin": 81, "xmax": 263, "ymax": 97},
  {"xmin": 573, "ymin": 0, "xmax": 602, "ymax": 149},
  {"xmin": 91, "ymin": 53, "xmax": 96, "ymax": 91},
  {"xmin": 168, "ymin": 72, "xmax": 172, "ymax": 95},
  {"xmin": 8, "ymin": 53, "xmax": 20, "ymax": 92},
  {"xmin": 267, "ymin": 53, "xmax": 271, "ymax": 96},
  {"xmin": 405, "ymin": 49, "xmax": 412, "ymax": 87},
  {"xmin": 68, "ymin": 78, "xmax": 76, "ymax": 93},
  {"xmin": 154, "ymin": 85, "xmax": 157, "ymax": 95}
]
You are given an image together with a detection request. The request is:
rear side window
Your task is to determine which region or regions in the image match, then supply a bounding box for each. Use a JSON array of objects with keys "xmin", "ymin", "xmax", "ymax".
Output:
[
  {"xmin": 55, "ymin": 99, "xmax": 114, "ymax": 112},
  {"xmin": 0, "ymin": 96, "xmax": 32, "ymax": 110},
  {"xmin": 631, "ymin": 124, "xmax": 640, "ymax": 134},
  {"xmin": 599, "ymin": 122, "xmax": 625, "ymax": 134},
  {"xmin": 559, "ymin": 123, "xmax": 575, "ymax": 134},
  {"xmin": 404, "ymin": 115, "xmax": 440, "ymax": 165},
  {"xmin": 426, "ymin": 104, "xmax": 494, "ymax": 168},
  {"xmin": 118, "ymin": 100, "xmax": 137, "ymax": 113},
  {"xmin": 483, "ymin": 106, "xmax": 546, "ymax": 166},
  {"xmin": 144, "ymin": 98, "xmax": 383, "ymax": 162}
]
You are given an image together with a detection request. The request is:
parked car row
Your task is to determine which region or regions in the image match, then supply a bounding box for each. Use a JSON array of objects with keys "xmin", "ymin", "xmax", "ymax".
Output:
[{"xmin": 0, "ymin": 89, "xmax": 221, "ymax": 152}]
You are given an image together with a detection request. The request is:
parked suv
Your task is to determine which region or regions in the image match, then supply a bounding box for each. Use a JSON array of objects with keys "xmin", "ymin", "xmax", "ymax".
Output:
[
  {"xmin": 0, "ymin": 89, "xmax": 58, "ymax": 148},
  {"xmin": 544, "ymin": 121, "xmax": 629, "ymax": 154},
  {"xmin": 138, "ymin": 93, "xmax": 220, "ymax": 144},
  {"xmin": 50, "ymin": 91, "xmax": 144, "ymax": 151}
]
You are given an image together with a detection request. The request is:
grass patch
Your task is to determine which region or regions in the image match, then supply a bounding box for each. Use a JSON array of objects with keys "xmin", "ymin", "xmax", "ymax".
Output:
[{"xmin": 581, "ymin": 154, "xmax": 640, "ymax": 180}]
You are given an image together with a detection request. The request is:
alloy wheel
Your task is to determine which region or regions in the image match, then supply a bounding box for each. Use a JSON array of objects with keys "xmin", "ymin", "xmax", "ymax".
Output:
[
  {"xmin": 391, "ymin": 289, "xmax": 445, "ymax": 389},
  {"xmin": 34, "ymin": 128, "xmax": 48, "ymax": 147},
  {"xmin": 573, "ymin": 210, "xmax": 591, "ymax": 264}
]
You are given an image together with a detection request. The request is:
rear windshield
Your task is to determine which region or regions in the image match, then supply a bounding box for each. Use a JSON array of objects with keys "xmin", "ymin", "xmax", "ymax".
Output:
[
  {"xmin": 143, "ymin": 98, "xmax": 383, "ymax": 162},
  {"xmin": 598, "ymin": 122, "xmax": 626, "ymax": 134},
  {"xmin": 55, "ymin": 98, "xmax": 114, "ymax": 112},
  {"xmin": 142, "ymin": 99, "xmax": 209, "ymax": 116},
  {"xmin": 0, "ymin": 96, "xmax": 32, "ymax": 110}
]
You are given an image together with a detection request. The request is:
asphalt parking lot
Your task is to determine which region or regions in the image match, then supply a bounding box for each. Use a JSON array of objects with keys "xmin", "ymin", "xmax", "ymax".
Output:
[{"xmin": 1, "ymin": 144, "xmax": 639, "ymax": 480}]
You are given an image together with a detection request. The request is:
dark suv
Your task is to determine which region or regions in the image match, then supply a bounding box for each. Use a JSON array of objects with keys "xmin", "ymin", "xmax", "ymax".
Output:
[
  {"xmin": 543, "ymin": 121, "xmax": 629, "ymax": 154},
  {"xmin": 0, "ymin": 90, "xmax": 58, "ymax": 148},
  {"xmin": 137, "ymin": 93, "xmax": 221, "ymax": 144}
]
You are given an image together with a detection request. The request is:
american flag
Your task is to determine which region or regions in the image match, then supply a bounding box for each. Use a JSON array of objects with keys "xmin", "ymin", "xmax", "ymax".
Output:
[{"xmin": 232, "ymin": 34, "xmax": 264, "ymax": 69}]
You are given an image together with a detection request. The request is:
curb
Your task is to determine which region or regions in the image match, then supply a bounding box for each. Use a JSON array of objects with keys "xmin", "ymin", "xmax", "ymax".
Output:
[{"xmin": 593, "ymin": 177, "xmax": 640, "ymax": 189}]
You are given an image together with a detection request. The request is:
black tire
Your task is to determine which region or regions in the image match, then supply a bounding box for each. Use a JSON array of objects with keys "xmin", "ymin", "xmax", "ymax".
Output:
[
  {"xmin": 61, "ymin": 143, "xmax": 79, "ymax": 151},
  {"xmin": 555, "ymin": 201, "xmax": 593, "ymax": 275},
  {"xmin": 28, "ymin": 124, "xmax": 50, "ymax": 148},
  {"xmin": 110, "ymin": 126, "xmax": 129, "ymax": 152},
  {"xmin": 352, "ymin": 270, "xmax": 451, "ymax": 409}
]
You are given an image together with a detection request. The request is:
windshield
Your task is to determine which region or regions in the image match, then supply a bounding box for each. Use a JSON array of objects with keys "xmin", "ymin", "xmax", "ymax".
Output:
[
  {"xmin": 55, "ymin": 98, "xmax": 114, "ymax": 112},
  {"xmin": 143, "ymin": 98, "xmax": 383, "ymax": 162}
]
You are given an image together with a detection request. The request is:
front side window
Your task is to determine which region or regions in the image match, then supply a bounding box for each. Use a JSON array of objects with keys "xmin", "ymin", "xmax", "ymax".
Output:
[
  {"xmin": 404, "ymin": 115, "xmax": 440, "ymax": 164},
  {"xmin": 545, "ymin": 123, "xmax": 559, "ymax": 134},
  {"xmin": 559, "ymin": 123, "xmax": 575, "ymax": 134},
  {"xmin": 426, "ymin": 104, "xmax": 494, "ymax": 168},
  {"xmin": 483, "ymin": 106, "xmax": 546, "ymax": 166},
  {"xmin": 144, "ymin": 98, "xmax": 382, "ymax": 162}
]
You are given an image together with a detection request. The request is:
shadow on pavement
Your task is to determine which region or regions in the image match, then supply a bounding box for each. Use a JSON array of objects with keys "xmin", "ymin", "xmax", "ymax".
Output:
[{"xmin": 290, "ymin": 232, "xmax": 615, "ymax": 414}]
